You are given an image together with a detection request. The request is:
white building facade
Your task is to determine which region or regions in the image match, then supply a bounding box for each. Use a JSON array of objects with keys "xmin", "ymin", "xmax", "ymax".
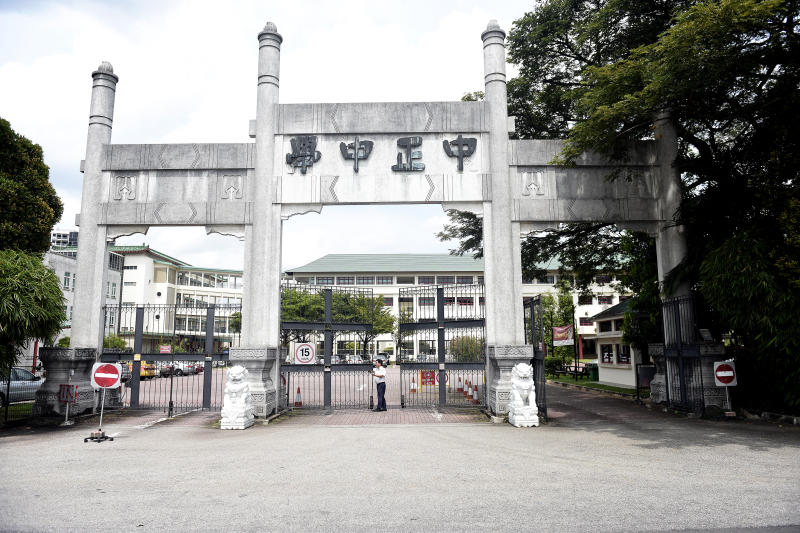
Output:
[{"xmin": 284, "ymin": 254, "xmax": 630, "ymax": 362}]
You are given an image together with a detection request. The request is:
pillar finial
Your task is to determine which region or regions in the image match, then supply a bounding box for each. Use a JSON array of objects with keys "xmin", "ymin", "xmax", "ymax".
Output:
[
  {"xmin": 482, "ymin": 19, "xmax": 506, "ymax": 42},
  {"xmin": 258, "ymin": 21, "xmax": 283, "ymax": 44}
]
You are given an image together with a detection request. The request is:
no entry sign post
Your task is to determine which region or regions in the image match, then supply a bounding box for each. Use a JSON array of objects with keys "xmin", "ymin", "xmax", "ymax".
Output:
[
  {"xmin": 84, "ymin": 363, "xmax": 121, "ymax": 443},
  {"xmin": 713, "ymin": 361, "xmax": 737, "ymax": 413}
]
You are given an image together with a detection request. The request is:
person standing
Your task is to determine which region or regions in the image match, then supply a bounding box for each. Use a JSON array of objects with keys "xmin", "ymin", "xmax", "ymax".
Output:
[{"xmin": 372, "ymin": 359, "xmax": 387, "ymax": 411}]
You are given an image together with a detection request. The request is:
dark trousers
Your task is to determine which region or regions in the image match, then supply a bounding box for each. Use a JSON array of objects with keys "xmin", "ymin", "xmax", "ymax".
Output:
[{"xmin": 376, "ymin": 382, "xmax": 386, "ymax": 410}]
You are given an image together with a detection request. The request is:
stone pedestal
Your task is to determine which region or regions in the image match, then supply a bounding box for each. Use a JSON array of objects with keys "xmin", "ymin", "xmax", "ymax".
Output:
[
  {"xmin": 508, "ymin": 405, "xmax": 539, "ymax": 428},
  {"xmin": 229, "ymin": 347, "xmax": 277, "ymax": 418},
  {"xmin": 649, "ymin": 343, "xmax": 728, "ymax": 409},
  {"xmin": 34, "ymin": 348, "xmax": 119, "ymax": 416},
  {"xmin": 487, "ymin": 345, "xmax": 534, "ymax": 416},
  {"xmin": 220, "ymin": 365, "xmax": 255, "ymax": 430}
]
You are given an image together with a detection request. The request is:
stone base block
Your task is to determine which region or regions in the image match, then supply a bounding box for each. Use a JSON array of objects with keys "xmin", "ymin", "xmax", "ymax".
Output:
[
  {"xmin": 487, "ymin": 344, "xmax": 534, "ymax": 416},
  {"xmin": 34, "ymin": 347, "xmax": 98, "ymax": 416},
  {"xmin": 221, "ymin": 408, "xmax": 255, "ymax": 430},
  {"xmin": 229, "ymin": 347, "xmax": 277, "ymax": 418},
  {"xmin": 508, "ymin": 405, "xmax": 539, "ymax": 428}
]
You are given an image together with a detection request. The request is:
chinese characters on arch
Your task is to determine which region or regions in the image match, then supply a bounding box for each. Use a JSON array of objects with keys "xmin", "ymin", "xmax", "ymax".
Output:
[{"xmin": 285, "ymin": 134, "xmax": 478, "ymax": 174}]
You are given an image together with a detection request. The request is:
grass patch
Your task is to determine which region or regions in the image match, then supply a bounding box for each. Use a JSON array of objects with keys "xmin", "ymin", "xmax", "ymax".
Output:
[
  {"xmin": 547, "ymin": 375, "xmax": 650, "ymax": 397},
  {"xmin": 2, "ymin": 402, "xmax": 34, "ymax": 420}
]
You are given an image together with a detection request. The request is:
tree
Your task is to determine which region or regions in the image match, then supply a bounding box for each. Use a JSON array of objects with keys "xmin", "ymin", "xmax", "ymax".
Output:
[
  {"xmin": 103, "ymin": 334, "xmax": 129, "ymax": 350},
  {"xmin": 0, "ymin": 250, "xmax": 66, "ymax": 368},
  {"xmin": 440, "ymin": 0, "xmax": 800, "ymax": 410},
  {"xmin": 0, "ymin": 117, "xmax": 63, "ymax": 253},
  {"xmin": 449, "ymin": 336, "xmax": 484, "ymax": 362},
  {"xmin": 350, "ymin": 295, "xmax": 394, "ymax": 361}
]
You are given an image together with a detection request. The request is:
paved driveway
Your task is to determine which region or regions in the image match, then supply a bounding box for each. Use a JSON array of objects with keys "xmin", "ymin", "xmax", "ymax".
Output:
[{"xmin": 1, "ymin": 385, "xmax": 798, "ymax": 532}]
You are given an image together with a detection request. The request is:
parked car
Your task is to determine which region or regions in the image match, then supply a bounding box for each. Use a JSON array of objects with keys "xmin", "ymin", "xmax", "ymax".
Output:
[
  {"xmin": 0, "ymin": 367, "xmax": 43, "ymax": 405},
  {"xmin": 159, "ymin": 361, "xmax": 196, "ymax": 377},
  {"xmin": 129, "ymin": 361, "xmax": 157, "ymax": 379},
  {"xmin": 194, "ymin": 363, "xmax": 204, "ymax": 373}
]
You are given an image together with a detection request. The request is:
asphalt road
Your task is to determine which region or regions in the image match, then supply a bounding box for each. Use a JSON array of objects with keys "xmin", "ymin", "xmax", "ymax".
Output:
[{"xmin": 0, "ymin": 385, "xmax": 798, "ymax": 532}]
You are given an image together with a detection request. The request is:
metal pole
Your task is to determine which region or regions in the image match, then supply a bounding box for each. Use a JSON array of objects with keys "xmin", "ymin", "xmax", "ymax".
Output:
[
  {"xmin": 98, "ymin": 387, "xmax": 106, "ymax": 432},
  {"xmin": 324, "ymin": 289, "xmax": 332, "ymax": 409},
  {"xmin": 437, "ymin": 287, "xmax": 446, "ymax": 406},
  {"xmin": 131, "ymin": 306, "xmax": 144, "ymax": 408},
  {"xmin": 168, "ymin": 357, "xmax": 174, "ymax": 417},
  {"xmin": 4, "ymin": 362, "xmax": 11, "ymax": 424}
]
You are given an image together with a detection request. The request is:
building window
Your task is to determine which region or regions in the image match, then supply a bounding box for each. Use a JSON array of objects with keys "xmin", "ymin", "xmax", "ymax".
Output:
[
  {"xmin": 177, "ymin": 271, "xmax": 188, "ymax": 285},
  {"xmin": 69, "ymin": 306, "xmax": 73, "ymax": 321},
  {"xmin": 619, "ymin": 295, "xmax": 632, "ymax": 302},
  {"xmin": 444, "ymin": 297, "xmax": 455, "ymax": 306},
  {"xmin": 479, "ymin": 296, "xmax": 485, "ymax": 306},
  {"xmin": 316, "ymin": 276, "xmax": 334, "ymax": 285},
  {"xmin": 375, "ymin": 276, "xmax": 393, "ymax": 285},
  {"xmin": 618, "ymin": 344, "xmax": 631, "ymax": 364},
  {"xmin": 599, "ymin": 321, "xmax": 612, "ymax": 333},
  {"xmin": 383, "ymin": 297, "xmax": 393, "ymax": 307},
  {"xmin": 396, "ymin": 276, "xmax": 414, "ymax": 284},
  {"xmin": 578, "ymin": 295, "xmax": 593, "ymax": 305},
  {"xmin": 579, "ymin": 317, "xmax": 593, "ymax": 326},
  {"xmin": 456, "ymin": 275, "xmax": 473, "ymax": 284},
  {"xmin": 111, "ymin": 283, "xmax": 117, "ymax": 298},
  {"xmin": 536, "ymin": 275, "xmax": 555, "ymax": 284},
  {"xmin": 106, "ymin": 281, "xmax": 110, "ymax": 298},
  {"xmin": 337, "ymin": 276, "xmax": 354, "ymax": 285},
  {"xmin": 614, "ymin": 319, "xmax": 624, "ymax": 331},
  {"xmin": 72, "ymin": 273, "xmax": 76, "ymax": 289},
  {"xmin": 418, "ymin": 276, "xmax": 435, "ymax": 285},
  {"xmin": 478, "ymin": 276, "xmax": 484, "ymax": 284},
  {"xmin": 123, "ymin": 265, "xmax": 138, "ymax": 270},
  {"xmin": 595, "ymin": 275, "xmax": 612, "ymax": 285},
  {"xmin": 63, "ymin": 272, "xmax": 71, "ymax": 290},
  {"xmin": 399, "ymin": 297, "xmax": 413, "ymax": 314},
  {"xmin": 356, "ymin": 276, "xmax": 374, "ymax": 285},
  {"xmin": 295, "ymin": 276, "xmax": 311, "ymax": 284},
  {"xmin": 107, "ymin": 311, "xmax": 115, "ymax": 327},
  {"xmin": 175, "ymin": 317, "xmax": 186, "ymax": 330},
  {"xmin": 601, "ymin": 344, "xmax": 614, "ymax": 364},
  {"xmin": 457, "ymin": 297, "xmax": 474, "ymax": 306},
  {"xmin": 124, "ymin": 282, "xmax": 136, "ymax": 286},
  {"xmin": 419, "ymin": 297, "xmax": 435, "ymax": 306},
  {"xmin": 437, "ymin": 276, "xmax": 455, "ymax": 285},
  {"xmin": 187, "ymin": 318, "xmax": 200, "ymax": 331},
  {"xmin": 598, "ymin": 295, "xmax": 613, "ymax": 305}
]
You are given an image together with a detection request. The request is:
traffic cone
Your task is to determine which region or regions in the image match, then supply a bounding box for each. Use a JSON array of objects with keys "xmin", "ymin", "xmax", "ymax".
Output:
[
  {"xmin": 466, "ymin": 381, "xmax": 472, "ymax": 399},
  {"xmin": 294, "ymin": 386, "xmax": 302, "ymax": 407},
  {"xmin": 472, "ymin": 384, "xmax": 479, "ymax": 404},
  {"xmin": 457, "ymin": 376, "xmax": 463, "ymax": 393},
  {"xmin": 410, "ymin": 376, "xmax": 417, "ymax": 393}
]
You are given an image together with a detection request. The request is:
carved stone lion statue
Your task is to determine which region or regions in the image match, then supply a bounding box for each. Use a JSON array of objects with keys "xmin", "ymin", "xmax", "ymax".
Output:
[
  {"xmin": 220, "ymin": 365, "xmax": 254, "ymax": 430},
  {"xmin": 508, "ymin": 362, "xmax": 539, "ymax": 427}
]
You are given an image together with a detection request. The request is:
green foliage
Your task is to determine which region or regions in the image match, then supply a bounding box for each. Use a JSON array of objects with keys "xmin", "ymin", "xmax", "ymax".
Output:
[
  {"xmin": 350, "ymin": 295, "xmax": 395, "ymax": 357},
  {"xmin": 0, "ymin": 250, "xmax": 66, "ymax": 367},
  {"xmin": 0, "ymin": 117, "xmax": 63, "ymax": 253},
  {"xmin": 56, "ymin": 336, "xmax": 70, "ymax": 348},
  {"xmin": 103, "ymin": 334, "xmax": 129, "ymax": 350},
  {"xmin": 229, "ymin": 312, "xmax": 241, "ymax": 334},
  {"xmin": 449, "ymin": 336, "xmax": 484, "ymax": 362},
  {"xmin": 436, "ymin": 210, "xmax": 484, "ymax": 258}
]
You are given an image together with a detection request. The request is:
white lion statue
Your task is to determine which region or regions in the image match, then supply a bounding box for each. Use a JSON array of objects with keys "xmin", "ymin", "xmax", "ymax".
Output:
[
  {"xmin": 220, "ymin": 365, "xmax": 254, "ymax": 430},
  {"xmin": 508, "ymin": 362, "xmax": 539, "ymax": 427}
]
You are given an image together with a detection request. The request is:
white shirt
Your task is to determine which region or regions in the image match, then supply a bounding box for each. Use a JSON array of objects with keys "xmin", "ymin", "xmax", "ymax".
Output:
[{"xmin": 373, "ymin": 366, "xmax": 386, "ymax": 384}]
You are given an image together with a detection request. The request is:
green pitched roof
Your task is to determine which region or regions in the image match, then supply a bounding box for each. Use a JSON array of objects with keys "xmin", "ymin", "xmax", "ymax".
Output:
[
  {"xmin": 110, "ymin": 245, "xmax": 191, "ymax": 267},
  {"xmin": 286, "ymin": 254, "xmax": 560, "ymax": 274},
  {"xmin": 590, "ymin": 298, "xmax": 633, "ymax": 321}
]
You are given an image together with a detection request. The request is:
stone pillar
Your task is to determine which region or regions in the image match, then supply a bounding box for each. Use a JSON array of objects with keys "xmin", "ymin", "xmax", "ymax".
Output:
[
  {"xmin": 232, "ymin": 22, "xmax": 282, "ymax": 417},
  {"xmin": 36, "ymin": 63, "xmax": 118, "ymax": 416},
  {"xmin": 481, "ymin": 20, "xmax": 531, "ymax": 416},
  {"xmin": 653, "ymin": 111, "xmax": 689, "ymax": 298}
]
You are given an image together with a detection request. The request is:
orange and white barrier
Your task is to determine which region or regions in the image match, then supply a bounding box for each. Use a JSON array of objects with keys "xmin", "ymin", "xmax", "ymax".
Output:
[
  {"xmin": 456, "ymin": 376, "xmax": 463, "ymax": 393},
  {"xmin": 472, "ymin": 384, "xmax": 479, "ymax": 404},
  {"xmin": 410, "ymin": 376, "xmax": 417, "ymax": 393},
  {"xmin": 294, "ymin": 386, "xmax": 302, "ymax": 407},
  {"xmin": 466, "ymin": 380, "xmax": 472, "ymax": 399}
]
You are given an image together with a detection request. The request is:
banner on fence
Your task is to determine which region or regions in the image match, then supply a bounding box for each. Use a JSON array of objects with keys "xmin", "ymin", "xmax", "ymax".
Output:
[{"xmin": 553, "ymin": 325, "xmax": 574, "ymax": 347}]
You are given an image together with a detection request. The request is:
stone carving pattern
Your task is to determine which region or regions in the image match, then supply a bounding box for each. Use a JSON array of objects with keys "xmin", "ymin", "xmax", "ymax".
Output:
[
  {"xmin": 229, "ymin": 348, "xmax": 277, "ymax": 360},
  {"xmin": 521, "ymin": 171, "xmax": 544, "ymax": 197},
  {"xmin": 113, "ymin": 176, "xmax": 136, "ymax": 200},
  {"xmin": 488, "ymin": 345, "xmax": 533, "ymax": 358},
  {"xmin": 507, "ymin": 363, "xmax": 540, "ymax": 427},
  {"xmin": 220, "ymin": 365, "xmax": 255, "ymax": 430},
  {"xmin": 221, "ymin": 175, "xmax": 243, "ymax": 199}
]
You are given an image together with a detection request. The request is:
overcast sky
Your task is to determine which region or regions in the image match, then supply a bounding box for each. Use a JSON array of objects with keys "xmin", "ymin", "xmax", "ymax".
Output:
[{"xmin": 0, "ymin": 0, "xmax": 533, "ymax": 270}]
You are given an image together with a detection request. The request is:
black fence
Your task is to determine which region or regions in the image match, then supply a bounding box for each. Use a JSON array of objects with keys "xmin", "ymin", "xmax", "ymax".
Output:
[
  {"xmin": 661, "ymin": 295, "xmax": 705, "ymax": 412},
  {"xmin": 524, "ymin": 296, "xmax": 548, "ymax": 418},
  {"xmin": 279, "ymin": 283, "xmax": 375, "ymax": 410},
  {"xmin": 398, "ymin": 285, "xmax": 486, "ymax": 408},
  {"xmin": 634, "ymin": 363, "xmax": 655, "ymax": 404},
  {"xmin": 1, "ymin": 365, "xmax": 43, "ymax": 425}
]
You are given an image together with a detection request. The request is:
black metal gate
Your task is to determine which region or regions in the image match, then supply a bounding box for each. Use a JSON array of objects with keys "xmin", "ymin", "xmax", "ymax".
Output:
[
  {"xmin": 279, "ymin": 284, "xmax": 374, "ymax": 410},
  {"xmin": 397, "ymin": 284, "xmax": 486, "ymax": 408},
  {"xmin": 99, "ymin": 304, "xmax": 239, "ymax": 415},
  {"xmin": 524, "ymin": 296, "xmax": 548, "ymax": 417},
  {"xmin": 662, "ymin": 295, "xmax": 705, "ymax": 412}
]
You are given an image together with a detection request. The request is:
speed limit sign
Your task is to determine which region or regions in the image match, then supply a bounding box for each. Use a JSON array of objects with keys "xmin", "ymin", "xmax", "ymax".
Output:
[{"xmin": 295, "ymin": 343, "xmax": 315, "ymax": 364}]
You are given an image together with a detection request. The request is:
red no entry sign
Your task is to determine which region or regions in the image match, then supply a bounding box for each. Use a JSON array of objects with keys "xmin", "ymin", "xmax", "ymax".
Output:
[
  {"xmin": 91, "ymin": 363, "xmax": 122, "ymax": 389},
  {"xmin": 714, "ymin": 361, "xmax": 737, "ymax": 387}
]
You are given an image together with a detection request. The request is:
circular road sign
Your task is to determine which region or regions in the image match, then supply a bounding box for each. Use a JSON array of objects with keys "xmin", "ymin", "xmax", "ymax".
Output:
[
  {"xmin": 714, "ymin": 362, "xmax": 736, "ymax": 386},
  {"xmin": 91, "ymin": 363, "xmax": 122, "ymax": 389},
  {"xmin": 295, "ymin": 343, "xmax": 315, "ymax": 365}
]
